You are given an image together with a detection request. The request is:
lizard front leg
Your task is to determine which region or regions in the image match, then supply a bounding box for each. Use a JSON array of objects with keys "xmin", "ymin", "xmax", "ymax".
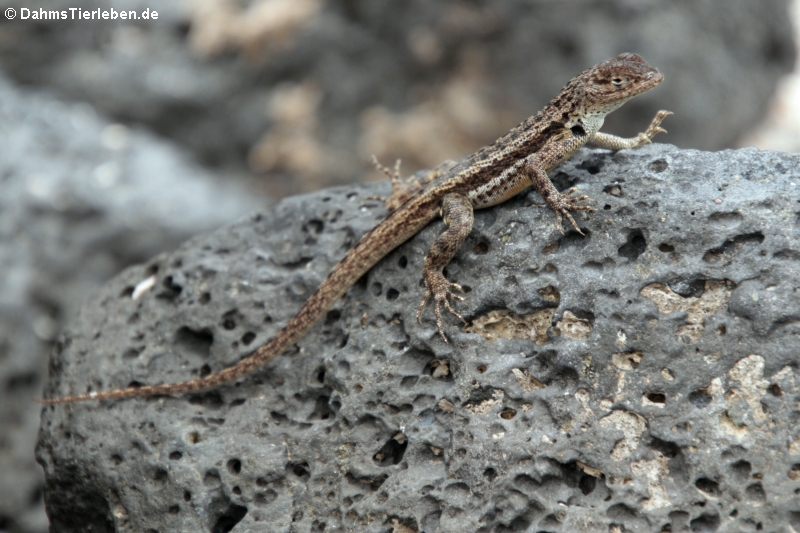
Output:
[
  {"xmin": 418, "ymin": 192, "xmax": 473, "ymax": 343},
  {"xmin": 525, "ymin": 135, "xmax": 595, "ymax": 234},
  {"xmin": 589, "ymin": 110, "xmax": 672, "ymax": 150}
]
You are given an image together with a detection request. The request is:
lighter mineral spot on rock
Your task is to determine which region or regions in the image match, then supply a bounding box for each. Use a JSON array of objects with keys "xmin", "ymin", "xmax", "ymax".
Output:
[
  {"xmin": 511, "ymin": 368, "xmax": 545, "ymax": 392},
  {"xmin": 464, "ymin": 389, "xmax": 504, "ymax": 415},
  {"xmin": 630, "ymin": 451, "xmax": 670, "ymax": 510},
  {"xmin": 727, "ymin": 354, "xmax": 769, "ymax": 422},
  {"xmin": 599, "ymin": 410, "xmax": 647, "ymax": 460},
  {"xmin": 554, "ymin": 310, "xmax": 592, "ymax": 340},
  {"xmin": 612, "ymin": 351, "xmax": 642, "ymax": 370},
  {"xmin": 437, "ymin": 398, "xmax": 455, "ymax": 413},
  {"xmin": 640, "ymin": 280, "xmax": 731, "ymax": 343},
  {"xmin": 464, "ymin": 308, "xmax": 555, "ymax": 344}
]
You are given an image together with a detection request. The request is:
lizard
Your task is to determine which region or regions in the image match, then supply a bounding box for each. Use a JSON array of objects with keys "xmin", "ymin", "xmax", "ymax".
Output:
[{"xmin": 38, "ymin": 52, "xmax": 670, "ymax": 405}]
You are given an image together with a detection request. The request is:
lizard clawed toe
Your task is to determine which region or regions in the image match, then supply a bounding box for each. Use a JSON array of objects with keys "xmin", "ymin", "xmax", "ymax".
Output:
[
  {"xmin": 417, "ymin": 273, "xmax": 468, "ymax": 344},
  {"xmin": 551, "ymin": 187, "xmax": 594, "ymax": 234},
  {"xmin": 640, "ymin": 110, "xmax": 672, "ymax": 144}
]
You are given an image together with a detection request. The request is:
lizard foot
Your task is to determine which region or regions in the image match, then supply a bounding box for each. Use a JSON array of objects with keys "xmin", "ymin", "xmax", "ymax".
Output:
[
  {"xmin": 630, "ymin": 110, "xmax": 672, "ymax": 148},
  {"xmin": 368, "ymin": 156, "xmax": 450, "ymax": 211},
  {"xmin": 417, "ymin": 271, "xmax": 467, "ymax": 344},
  {"xmin": 550, "ymin": 187, "xmax": 595, "ymax": 234}
]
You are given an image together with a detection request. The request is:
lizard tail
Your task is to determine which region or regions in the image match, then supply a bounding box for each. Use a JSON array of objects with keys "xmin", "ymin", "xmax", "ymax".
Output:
[
  {"xmin": 35, "ymin": 317, "xmax": 308, "ymax": 404},
  {"xmin": 37, "ymin": 197, "xmax": 438, "ymax": 405}
]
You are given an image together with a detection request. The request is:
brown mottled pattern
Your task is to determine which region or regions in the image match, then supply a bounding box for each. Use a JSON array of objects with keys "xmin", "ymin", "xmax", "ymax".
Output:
[{"xmin": 40, "ymin": 53, "xmax": 668, "ymax": 404}]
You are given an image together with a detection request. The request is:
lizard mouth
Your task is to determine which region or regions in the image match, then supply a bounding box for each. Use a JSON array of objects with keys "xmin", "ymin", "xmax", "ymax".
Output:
[{"xmin": 644, "ymin": 69, "xmax": 665, "ymax": 88}]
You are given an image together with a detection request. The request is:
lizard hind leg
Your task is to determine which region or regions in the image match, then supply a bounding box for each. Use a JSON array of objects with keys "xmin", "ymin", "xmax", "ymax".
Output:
[
  {"xmin": 417, "ymin": 192, "xmax": 474, "ymax": 343},
  {"xmin": 368, "ymin": 156, "xmax": 447, "ymax": 212}
]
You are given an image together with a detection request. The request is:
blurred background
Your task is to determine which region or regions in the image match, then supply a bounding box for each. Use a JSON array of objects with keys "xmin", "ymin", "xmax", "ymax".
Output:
[{"xmin": 0, "ymin": 1, "xmax": 797, "ymax": 531}]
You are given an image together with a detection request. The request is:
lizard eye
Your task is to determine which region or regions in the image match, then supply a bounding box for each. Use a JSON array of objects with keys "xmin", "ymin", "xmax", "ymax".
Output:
[{"xmin": 611, "ymin": 77, "xmax": 624, "ymax": 87}]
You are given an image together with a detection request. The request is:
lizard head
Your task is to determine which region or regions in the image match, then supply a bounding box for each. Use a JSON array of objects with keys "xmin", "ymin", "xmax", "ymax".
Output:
[{"xmin": 581, "ymin": 53, "xmax": 663, "ymax": 111}]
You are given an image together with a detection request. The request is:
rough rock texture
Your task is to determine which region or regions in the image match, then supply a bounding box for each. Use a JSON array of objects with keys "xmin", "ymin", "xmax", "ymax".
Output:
[
  {"xmin": 1, "ymin": 0, "xmax": 794, "ymax": 195},
  {"xmin": 0, "ymin": 74, "xmax": 265, "ymax": 533},
  {"xmin": 38, "ymin": 145, "xmax": 800, "ymax": 533}
]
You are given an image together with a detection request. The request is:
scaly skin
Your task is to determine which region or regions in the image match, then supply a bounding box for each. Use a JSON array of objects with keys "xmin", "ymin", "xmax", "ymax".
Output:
[{"xmin": 39, "ymin": 53, "xmax": 669, "ymax": 404}]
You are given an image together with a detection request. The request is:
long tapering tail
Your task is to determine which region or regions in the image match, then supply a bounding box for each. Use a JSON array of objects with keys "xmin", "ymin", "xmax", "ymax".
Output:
[{"xmin": 37, "ymin": 196, "xmax": 438, "ymax": 405}]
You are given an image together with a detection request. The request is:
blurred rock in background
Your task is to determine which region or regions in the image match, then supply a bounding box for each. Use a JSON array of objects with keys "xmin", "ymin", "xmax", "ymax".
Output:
[
  {"xmin": 0, "ymin": 74, "xmax": 264, "ymax": 533},
  {"xmin": 0, "ymin": 0, "xmax": 795, "ymax": 198},
  {"xmin": 0, "ymin": 0, "xmax": 796, "ymax": 531}
]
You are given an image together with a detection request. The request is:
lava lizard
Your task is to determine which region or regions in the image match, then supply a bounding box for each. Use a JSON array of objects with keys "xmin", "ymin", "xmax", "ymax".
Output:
[{"xmin": 39, "ymin": 53, "xmax": 670, "ymax": 404}]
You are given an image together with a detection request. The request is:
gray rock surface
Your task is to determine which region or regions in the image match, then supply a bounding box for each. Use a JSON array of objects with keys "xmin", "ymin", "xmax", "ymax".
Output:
[
  {"xmin": 1, "ymin": 0, "xmax": 794, "ymax": 194},
  {"xmin": 0, "ymin": 74, "xmax": 265, "ymax": 533},
  {"xmin": 37, "ymin": 144, "xmax": 800, "ymax": 532}
]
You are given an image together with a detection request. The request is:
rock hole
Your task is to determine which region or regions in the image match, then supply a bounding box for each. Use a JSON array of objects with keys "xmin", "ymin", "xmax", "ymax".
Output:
[
  {"xmin": 188, "ymin": 391, "xmax": 224, "ymax": 408},
  {"xmin": 477, "ymin": 365, "xmax": 486, "ymax": 373},
  {"xmin": 386, "ymin": 288, "xmax": 399, "ymax": 301},
  {"xmin": 241, "ymin": 332, "xmax": 256, "ymax": 345},
  {"xmin": 745, "ymin": 483, "xmax": 766, "ymax": 502},
  {"xmin": 729, "ymin": 460, "xmax": 751, "ymax": 481},
  {"xmin": 658, "ymin": 243, "xmax": 675, "ymax": 253},
  {"xmin": 401, "ymin": 376, "xmax": 418, "ymax": 388},
  {"xmin": 227, "ymin": 459, "xmax": 242, "ymax": 475},
  {"xmin": 618, "ymin": 229, "xmax": 647, "ymax": 261},
  {"xmin": 603, "ymin": 184, "xmax": 623, "ymax": 196},
  {"xmin": 310, "ymin": 395, "xmax": 334, "ymax": 421},
  {"xmin": 577, "ymin": 158, "xmax": 604, "ymax": 175},
  {"xmin": 603, "ymin": 204, "xmax": 612, "ymax": 210},
  {"xmin": 230, "ymin": 398, "xmax": 246, "ymax": 407},
  {"xmin": 212, "ymin": 504, "xmax": 248, "ymax": 533},
  {"xmin": 157, "ymin": 276, "xmax": 182, "ymax": 300},
  {"xmin": 232, "ymin": 486, "xmax": 241, "ymax": 495},
  {"xmin": 120, "ymin": 286, "xmax": 135, "ymax": 298},
  {"xmin": 169, "ymin": 451, "xmax": 182, "ymax": 461},
  {"xmin": 324, "ymin": 310, "xmax": 340, "ymax": 325},
  {"xmin": 169, "ymin": 505, "xmax": 179, "ymax": 514},
  {"xmin": 316, "ymin": 367, "xmax": 326, "ymax": 383},
  {"xmin": 290, "ymin": 462, "xmax": 311, "ymax": 480},
  {"xmin": 307, "ymin": 219, "xmax": 324, "ymax": 234},
  {"xmin": 688, "ymin": 388, "xmax": 712, "ymax": 409},
  {"xmin": 154, "ymin": 469, "xmax": 169, "ymax": 483},
  {"xmin": 484, "ymin": 468, "xmax": 497, "ymax": 481},
  {"xmin": 499, "ymin": 408, "xmax": 517, "ymax": 420},
  {"xmin": 371, "ymin": 282, "xmax": 383, "ymax": 297},
  {"xmin": 122, "ymin": 347, "xmax": 142, "ymax": 360},
  {"xmin": 646, "ymin": 392, "xmax": 666, "ymax": 404},
  {"xmin": 110, "ymin": 454, "xmax": 123, "ymax": 465},
  {"xmin": 579, "ymin": 475, "xmax": 596, "ymax": 495},
  {"xmin": 188, "ymin": 432, "xmax": 201, "ymax": 444},
  {"xmin": 474, "ymin": 241, "xmax": 489, "ymax": 255},
  {"xmin": 373, "ymin": 434, "xmax": 408, "ymax": 466},
  {"xmin": 689, "ymin": 513, "xmax": 720, "ymax": 532},
  {"xmin": 398, "ymin": 256, "xmax": 408, "ymax": 268},
  {"xmin": 649, "ymin": 159, "xmax": 669, "ymax": 173},
  {"xmin": 695, "ymin": 478, "xmax": 720, "ymax": 496},
  {"xmin": 199, "ymin": 292, "xmax": 211, "ymax": 304},
  {"xmin": 768, "ymin": 383, "xmax": 782, "ymax": 396},
  {"xmin": 175, "ymin": 327, "xmax": 214, "ymax": 358},
  {"xmin": 199, "ymin": 364, "xmax": 212, "ymax": 377},
  {"xmin": 338, "ymin": 334, "xmax": 349, "ymax": 349},
  {"xmin": 703, "ymin": 232, "xmax": 765, "ymax": 263}
]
